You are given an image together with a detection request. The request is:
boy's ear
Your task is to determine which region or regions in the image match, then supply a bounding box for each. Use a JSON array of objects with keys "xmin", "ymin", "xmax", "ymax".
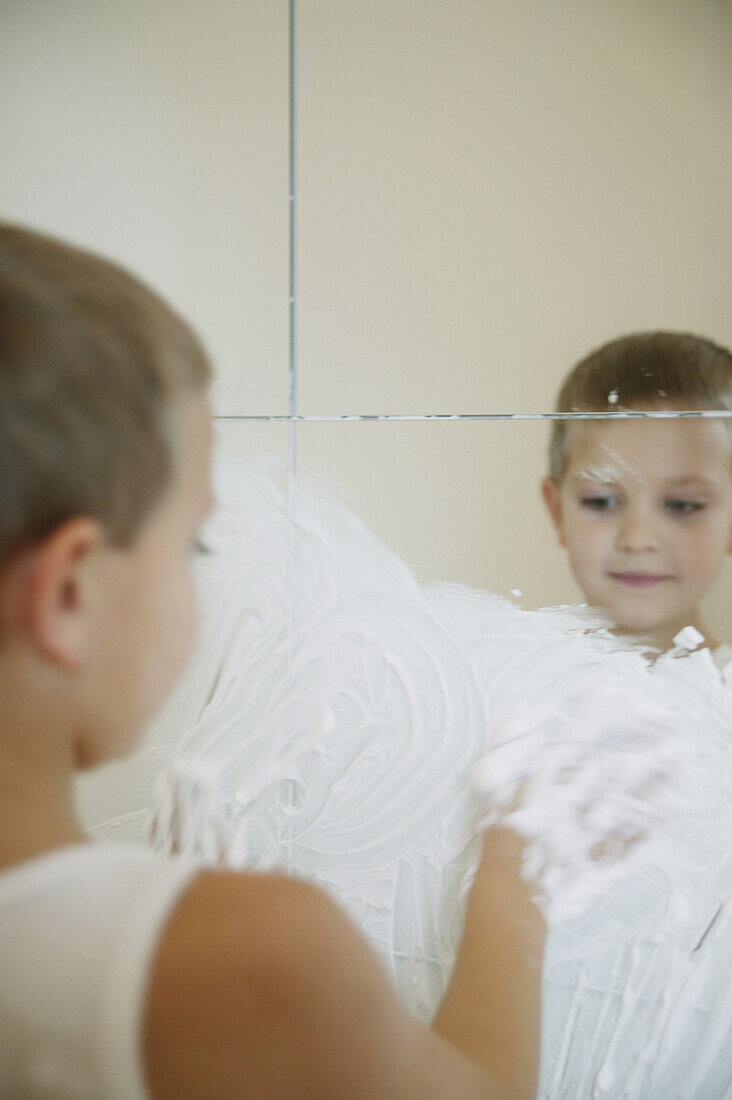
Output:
[
  {"xmin": 6, "ymin": 518, "xmax": 106, "ymax": 670},
  {"xmin": 540, "ymin": 477, "xmax": 567, "ymax": 547}
]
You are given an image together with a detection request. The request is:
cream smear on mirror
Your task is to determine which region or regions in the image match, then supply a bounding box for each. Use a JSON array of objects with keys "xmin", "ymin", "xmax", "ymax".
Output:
[{"xmin": 147, "ymin": 454, "xmax": 731, "ymax": 1099}]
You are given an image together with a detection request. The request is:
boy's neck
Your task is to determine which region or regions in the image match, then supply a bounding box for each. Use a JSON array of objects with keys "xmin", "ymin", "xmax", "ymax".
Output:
[
  {"xmin": 0, "ymin": 748, "xmax": 85, "ymax": 872},
  {"xmin": 0, "ymin": 664, "xmax": 85, "ymax": 873},
  {"xmin": 0, "ymin": 786, "xmax": 85, "ymax": 873},
  {"xmin": 612, "ymin": 611, "xmax": 719, "ymax": 655}
]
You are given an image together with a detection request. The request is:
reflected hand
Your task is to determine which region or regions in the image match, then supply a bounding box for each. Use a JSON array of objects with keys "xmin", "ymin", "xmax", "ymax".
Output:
[{"xmin": 472, "ymin": 676, "xmax": 694, "ymax": 924}]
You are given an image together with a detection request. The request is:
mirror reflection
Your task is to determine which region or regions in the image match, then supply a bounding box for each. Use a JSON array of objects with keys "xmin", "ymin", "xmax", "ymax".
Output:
[
  {"xmin": 130, "ymin": 418, "xmax": 731, "ymax": 1096},
  {"xmin": 297, "ymin": 413, "xmax": 732, "ymax": 658},
  {"xmin": 295, "ymin": 1, "xmax": 732, "ymax": 414},
  {"xmin": 541, "ymin": 331, "xmax": 732, "ymax": 658}
]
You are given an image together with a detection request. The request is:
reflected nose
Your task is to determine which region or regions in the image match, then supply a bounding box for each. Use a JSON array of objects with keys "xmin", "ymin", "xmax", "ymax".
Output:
[{"xmin": 615, "ymin": 513, "xmax": 661, "ymax": 553}]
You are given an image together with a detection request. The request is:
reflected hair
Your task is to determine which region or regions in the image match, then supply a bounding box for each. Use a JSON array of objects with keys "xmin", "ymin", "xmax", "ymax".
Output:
[
  {"xmin": 548, "ymin": 331, "xmax": 732, "ymax": 481},
  {"xmin": 0, "ymin": 223, "xmax": 212, "ymax": 565}
]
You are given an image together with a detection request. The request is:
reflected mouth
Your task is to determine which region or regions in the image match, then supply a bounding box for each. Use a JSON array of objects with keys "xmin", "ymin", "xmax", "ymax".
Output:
[{"xmin": 609, "ymin": 573, "xmax": 672, "ymax": 588}]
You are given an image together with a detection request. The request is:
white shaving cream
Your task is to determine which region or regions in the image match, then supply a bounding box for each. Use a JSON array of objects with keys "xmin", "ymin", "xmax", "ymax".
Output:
[
  {"xmin": 572, "ymin": 442, "xmax": 647, "ymax": 488},
  {"xmin": 146, "ymin": 454, "xmax": 731, "ymax": 1098}
]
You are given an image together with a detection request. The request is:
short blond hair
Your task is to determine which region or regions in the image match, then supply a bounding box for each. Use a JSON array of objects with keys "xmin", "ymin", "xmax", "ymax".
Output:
[
  {"xmin": 0, "ymin": 223, "xmax": 212, "ymax": 564},
  {"xmin": 548, "ymin": 332, "xmax": 732, "ymax": 482}
]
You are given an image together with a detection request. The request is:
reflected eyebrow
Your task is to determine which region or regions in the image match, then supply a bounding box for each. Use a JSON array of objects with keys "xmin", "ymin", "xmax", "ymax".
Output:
[
  {"xmin": 663, "ymin": 476, "xmax": 717, "ymax": 490},
  {"xmin": 569, "ymin": 472, "xmax": 621, "ymax": 486}
]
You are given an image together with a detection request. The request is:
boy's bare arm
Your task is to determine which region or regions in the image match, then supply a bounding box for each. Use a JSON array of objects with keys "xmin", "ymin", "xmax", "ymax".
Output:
[
  {"xmin": 143, "ymin": 843, "xmax": 540, "ymax": 1100},
  {"xmin": 433, "ymin": 829, "xmax": 546, "ymax": 1100}
]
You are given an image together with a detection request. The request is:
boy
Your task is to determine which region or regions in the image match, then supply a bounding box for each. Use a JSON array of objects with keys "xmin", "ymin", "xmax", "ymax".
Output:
[
  {"xmin": 0, "ymin": 222, "xmax": 545, "ymax": 1098},
  {"xmin": 542, "ymin": 332, "xmax": 732, "ymax": 657}
]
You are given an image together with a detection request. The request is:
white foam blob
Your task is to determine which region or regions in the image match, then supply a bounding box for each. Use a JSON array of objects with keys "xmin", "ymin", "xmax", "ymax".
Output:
[{"xmin": 673, "ymin": 624, "xmax": 705, "ymax": 650}]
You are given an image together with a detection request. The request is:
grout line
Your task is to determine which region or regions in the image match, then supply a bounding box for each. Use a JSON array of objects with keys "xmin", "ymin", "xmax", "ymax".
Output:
[
  {"xmin": 282, "ymin": 0, "xmax": 299, "ymax": 854},
  {"xmin": 214, "ymin": 409, "xmax": 732, "ymax": 422},
  {"xmin": 287, "ymin": 0, "xmax": 297, "ymax": 486}
]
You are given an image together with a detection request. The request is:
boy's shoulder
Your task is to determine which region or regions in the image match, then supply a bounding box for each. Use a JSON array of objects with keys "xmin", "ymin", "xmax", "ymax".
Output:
[{"xmin": 142, "ymin": 867, "xmax": 411, "ymax": 1098}]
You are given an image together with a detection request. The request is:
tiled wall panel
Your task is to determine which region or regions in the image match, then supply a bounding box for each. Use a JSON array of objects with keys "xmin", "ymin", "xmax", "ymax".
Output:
[{"xmin": 0, "ymin": 0, "xmax": 291, "ymax": 415}]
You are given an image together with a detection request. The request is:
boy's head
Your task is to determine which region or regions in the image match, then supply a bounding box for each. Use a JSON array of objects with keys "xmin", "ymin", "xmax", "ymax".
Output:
[
  {"xmin": 0, "ymin": 223, "xmax": 213, "ymax": 766},
  {"xmin": 542, "ymin": 332, "xmax": 732, "ymax": 646}
]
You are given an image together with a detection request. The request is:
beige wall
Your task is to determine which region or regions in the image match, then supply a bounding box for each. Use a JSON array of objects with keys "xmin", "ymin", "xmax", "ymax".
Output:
[{"xmin": 2, "ymin": 0, "xmax": 730, "ymax": 644}]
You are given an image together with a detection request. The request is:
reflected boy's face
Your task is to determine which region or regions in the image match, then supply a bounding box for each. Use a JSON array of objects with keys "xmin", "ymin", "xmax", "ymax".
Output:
[{"xmin": 542, "ymin": 415, "xmax": 732, "ymax": 645}]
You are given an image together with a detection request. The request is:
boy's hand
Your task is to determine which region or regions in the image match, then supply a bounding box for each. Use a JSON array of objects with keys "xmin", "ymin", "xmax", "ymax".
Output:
[{"xmin": 472, "ymin": 676, "xmax": 698, "ymax": 924}]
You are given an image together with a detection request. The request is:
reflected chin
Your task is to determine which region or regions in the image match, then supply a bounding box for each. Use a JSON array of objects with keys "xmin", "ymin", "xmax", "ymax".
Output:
[
  {"xmin": 602, "ymin": 605, "xmax": 686, "ymax": 641},
  {"xmin": 585, "ymin": 590, "xmax": 680, "ymax": 638}
]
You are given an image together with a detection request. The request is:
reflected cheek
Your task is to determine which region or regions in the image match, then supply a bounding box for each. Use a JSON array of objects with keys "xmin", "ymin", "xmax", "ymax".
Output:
[
  {"xmin": 564, "ymin": 523, "xmax": 607, "ymax": 577},
  {"xmin": 677, "ymin": 539, "xmax": 724, "ymax": 590}
]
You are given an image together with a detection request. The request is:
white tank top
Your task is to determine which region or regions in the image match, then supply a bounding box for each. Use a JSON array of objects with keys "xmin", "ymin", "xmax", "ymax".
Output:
[{"xmin": 0, "ymin": 843, "xmax": 200, "ymax": 1099}]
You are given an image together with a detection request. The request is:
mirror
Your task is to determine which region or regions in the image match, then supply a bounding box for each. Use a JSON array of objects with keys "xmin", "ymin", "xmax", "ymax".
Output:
[
  {"xmin": 137, "ymin": 431, "xmax": 730, "ymax": 1095},
  {"xmin": 0, "ymin": 0, "xmax": 291, "ymax": 416},
  {"xmin": 5, "ymin": 2, "xmax": 729, "ymax": 1093},
  {"xmin": 294, "ymin": 0, "xmax": 731, "ymax": 414}
]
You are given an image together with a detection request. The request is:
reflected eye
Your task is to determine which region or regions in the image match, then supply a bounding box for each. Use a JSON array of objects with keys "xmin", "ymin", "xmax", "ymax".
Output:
[
  {"xmin": 580, "ymin": 496, "xmax": 618, "ymax": 512},
  {"xmin": 665, "ymin": 500, "xmax": 706, "ymax": 517}
]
